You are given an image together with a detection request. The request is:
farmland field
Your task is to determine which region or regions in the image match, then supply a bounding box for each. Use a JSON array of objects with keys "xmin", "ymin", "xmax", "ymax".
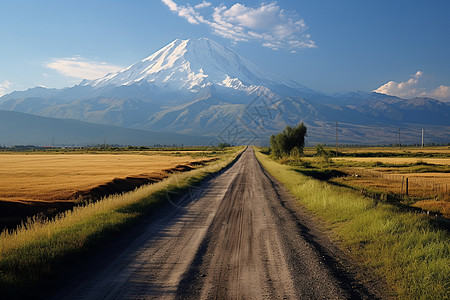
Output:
[
  {"xmin": 0, "ymin": 152, "xmax": 218, "ymax": 230},
  {"xmin": 303, "ymin": 146, "xmax": 450, "ymax": 155},
  {"xmin": 0, "ymin": 153, "xmax": 216, "ymax": 203},
  {"xmin": 295, "ymin": 146, "xmax": 450, "ymax": 218},
  {"xmin": 333, "ymin": 157, "xmax": 450, "ymax": 165}
]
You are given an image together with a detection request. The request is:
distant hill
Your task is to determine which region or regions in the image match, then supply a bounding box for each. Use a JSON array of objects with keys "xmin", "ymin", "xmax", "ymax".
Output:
[{"xmin": 0, "ymin": 110, "xmax": 215, "ymax": 146}]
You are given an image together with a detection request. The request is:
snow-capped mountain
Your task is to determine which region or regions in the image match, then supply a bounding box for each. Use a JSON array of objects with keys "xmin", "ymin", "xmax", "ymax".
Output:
[
  {"xmin": 1, "ymin": 37, "xmax": 449, "ymax": 145},
  {"xmin": 80, "ymin": 38, "xmax": 303, "ymax": 93}
]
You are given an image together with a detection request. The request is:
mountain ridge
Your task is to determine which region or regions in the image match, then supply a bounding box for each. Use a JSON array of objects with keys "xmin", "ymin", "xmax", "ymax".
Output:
[
  {"xmin": 80, "ymin": 38, "xmax": 304, "ymax": 92},
  {"xmin": 1, "ymin": 37, "xmax": 449, "ymax": 145},
  {"xmin": 0, "ymin": 110, "xmax": 214, "ymax": 146}
]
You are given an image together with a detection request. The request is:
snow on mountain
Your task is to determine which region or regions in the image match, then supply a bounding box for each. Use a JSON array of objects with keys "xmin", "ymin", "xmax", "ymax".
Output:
[
  {"xmin": 2, "ymin": 37, "xmax": 449, "ymax": 145},
  {"xmin": 81, "ymin": 38, "xmax": 302, "ymax": 93}
]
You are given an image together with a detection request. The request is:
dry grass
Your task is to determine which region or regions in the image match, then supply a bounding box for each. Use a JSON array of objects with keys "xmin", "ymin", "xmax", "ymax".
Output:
[
  {"xmin": 333, "ymin": 157, "xmax": 450, "ymax": 165},
  {"xmin": 332, "ymin": 168, "xmax": 450, "ymax": 217},
  {"xmin": 412, "ymin": 200, "xmax": 450, "ymax": 218},
  {"xmin": 0, "ymin": 154, "xmax": 213, "ymax": 203},
  {"xmin": 340, "ymin": 146, "xmax": 450, "ymax": 154},
  {"xmin": 304, "ymin": 146, "xmax": 450, "ymax": 154},
  {"xmin": 293, "ymin": 153, "xmax": 450, "ymax": 218},
  {"xmin": 334, "ymin": 168, "xmax": 450, "ymax": 193}
]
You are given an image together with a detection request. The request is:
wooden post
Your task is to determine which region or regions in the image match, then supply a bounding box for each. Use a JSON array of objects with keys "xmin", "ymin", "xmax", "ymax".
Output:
[
  {"xmin": 401, "ymin": 176, "xmax": 404, "ymax": 196},
  {"xmin": 405, "ymin": 178, "xmax": 408, "ymax": 196}
]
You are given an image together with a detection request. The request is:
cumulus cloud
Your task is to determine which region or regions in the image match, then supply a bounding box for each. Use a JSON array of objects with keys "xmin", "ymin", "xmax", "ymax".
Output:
[
  {"xmin": 161, "ymin": 1, "xmax": 316, "ymax": 51},
  {"xmin": 427, "ymin": 85, "xmax": 450, "ymax": 101},
  {"xmin": 46, "ymin": 56, "xmax": 123, "ymax": 80},
  {"xmin": 0, "ymin": 80, "xmax": 11, "ymax": 97},
  {"xmin": 373, "ymin": 71, "xmax": 450, "ymax": 102},
  {"xmin": 374, "ymin": 71, "xmax": 423, "ymax": 99},
  {"xmin": 194, "ymin": 1, "xmax": 211, "ymax": 9}
]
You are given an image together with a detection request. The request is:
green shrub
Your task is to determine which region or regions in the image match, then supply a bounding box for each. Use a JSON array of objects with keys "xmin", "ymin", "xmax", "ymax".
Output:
[{"xmin": 270, "ymin": 122, "xmax": 307, "ymax": 158}]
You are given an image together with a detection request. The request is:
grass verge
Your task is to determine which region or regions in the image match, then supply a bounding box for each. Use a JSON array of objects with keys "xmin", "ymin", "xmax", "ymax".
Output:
[
  {"xmin": 255, "ymin": 147, "xmax": 449, "ymax": 299},
  {"xmin": 0, "ymin": 146, "xmax": 244, "ymax": 298}
]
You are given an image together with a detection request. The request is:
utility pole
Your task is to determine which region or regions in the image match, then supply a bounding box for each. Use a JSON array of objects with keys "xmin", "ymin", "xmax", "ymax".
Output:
[
  {"xmin": 421, "ymin": 128, "xmax": 424, "ymax": 148},
  {"xmin": 335, "ymin": 121, "xmax": 339, "ymax": 157},
  {"xmin": 398, "ymin": 128, "xmax": 401, "ymax": 149}
]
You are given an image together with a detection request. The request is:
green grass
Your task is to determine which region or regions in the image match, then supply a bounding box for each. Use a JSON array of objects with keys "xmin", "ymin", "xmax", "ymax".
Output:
[
  {"xmin": 0, "ymin": 146, "xmax": 244, "ymax": 298},
  {"xmin": 255, "ymin": 147, "xmax": 450, "ymax": 299}
]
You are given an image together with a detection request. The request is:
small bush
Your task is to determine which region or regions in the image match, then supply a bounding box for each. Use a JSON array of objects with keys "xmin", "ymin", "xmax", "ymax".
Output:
[{"xmin": 315, "ymin": 144, "xmax": 329, "ymax": 157}]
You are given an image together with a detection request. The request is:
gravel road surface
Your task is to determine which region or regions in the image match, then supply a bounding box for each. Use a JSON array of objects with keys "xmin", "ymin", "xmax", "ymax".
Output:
[{"xmin": 54, "ymin": 147, "xmax": 382, "ymax": 299}]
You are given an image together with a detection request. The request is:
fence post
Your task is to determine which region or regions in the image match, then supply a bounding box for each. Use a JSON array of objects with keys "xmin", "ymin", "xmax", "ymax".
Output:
[
  {"xmin": 401, "ymin": 176, "xmax": 404, "ymax": 196},
  {"xmin": 405, "ymin": 178, "xmax": 408, "ymax": 196}
]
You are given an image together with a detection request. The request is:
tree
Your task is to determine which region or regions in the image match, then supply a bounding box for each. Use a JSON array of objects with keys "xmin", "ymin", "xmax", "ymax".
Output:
[
  {"xmin": 270, "ymin": 122, "xmax": 307, "ymax": 158},
  {"xmin": 315, "ymin": 144, "xmax": 328, "ymax": 156},
  {"xmin": 218, "ymin": 142, "xmax": 232, "ymax": 149}
]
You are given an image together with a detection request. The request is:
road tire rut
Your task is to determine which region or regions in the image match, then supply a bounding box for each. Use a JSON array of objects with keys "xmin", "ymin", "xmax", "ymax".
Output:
[{"xmin": 54, "ymin": 147, "xmax": 385, "ymax": 299}]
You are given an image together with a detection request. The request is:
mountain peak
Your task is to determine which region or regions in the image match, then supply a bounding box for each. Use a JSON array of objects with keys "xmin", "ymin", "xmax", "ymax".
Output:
[{"xmin": 82, "ymin": 37, "xmax": 301, "ymax": 92}]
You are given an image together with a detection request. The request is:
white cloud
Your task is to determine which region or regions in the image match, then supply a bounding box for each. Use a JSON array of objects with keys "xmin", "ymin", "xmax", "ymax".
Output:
[
  {"xmin": 427, "ymin": 85, "xmax": 450, "ymax": 100},
  {"xmin": 373, "ymin": 71, "xmax": 450, "ymax": 102},
  {"xmin": 374, "ymin": 71, "xmax": 422, "ymax": 99},
  {"xmin": 46, "ymin": 56, "xmax": 123, "ymax": 80},
  {"xmin": 161, "ymin": 1, "xmax": 316, "ymax": 51},
  {"xmin": 194, "ymin": 1, "xmax": 210, "ymax": 9},
  {"xmin": 162, "ymin": 0, "xmax": 199, "ymax": 24},
  {"xmin": 222, "ymin": 3, "xmax": 279, "ymax": 30},
  {"xmin": 0, "ymin": 80, "xmax": 11, "ymax": 97}
]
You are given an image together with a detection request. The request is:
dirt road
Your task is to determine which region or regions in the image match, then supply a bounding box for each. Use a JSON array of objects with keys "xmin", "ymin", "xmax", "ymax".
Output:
[{"xmin": 54, "ymin": 147, "xmax": 380, "ymax": 299}]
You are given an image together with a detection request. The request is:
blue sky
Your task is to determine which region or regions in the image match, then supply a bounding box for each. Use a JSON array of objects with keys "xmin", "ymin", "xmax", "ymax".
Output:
[{"xmin": 1, "ymin": 0, "xmax": 449, "ymax": 100}]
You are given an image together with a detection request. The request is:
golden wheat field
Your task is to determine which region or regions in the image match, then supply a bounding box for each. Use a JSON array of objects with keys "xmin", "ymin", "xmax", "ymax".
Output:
[{"xmin": 0, "ymin": 154, "xmax": 213, "ymax": 203}]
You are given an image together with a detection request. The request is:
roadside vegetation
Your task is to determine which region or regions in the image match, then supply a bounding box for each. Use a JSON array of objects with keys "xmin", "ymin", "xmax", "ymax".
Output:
[
  {"xmin": 272, "ymin": 144, "xmax": 450, "ymax": 218},
  {"xmin": 0, "ymin": 146, "xmax": 244, "ymax": 298},
  {"xmin": 269, "ymin": 122, "xmax": 307, "ymax": 158},
  {"xmin": 256, "ymin": 147, "xmax": 449, "ymax": 299}
]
